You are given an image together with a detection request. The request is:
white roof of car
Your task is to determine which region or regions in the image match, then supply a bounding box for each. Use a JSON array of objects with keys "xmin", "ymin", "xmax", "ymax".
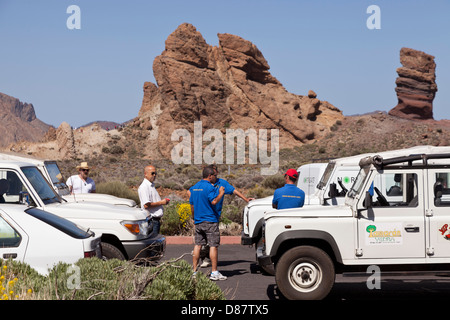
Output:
[
  {"xmin": 332, "ymin": 145, "xmax": 450, "ymax": 167},
  {"xmin": 0, "ymin": 160, "xmax": 37, "ymax": 168}
]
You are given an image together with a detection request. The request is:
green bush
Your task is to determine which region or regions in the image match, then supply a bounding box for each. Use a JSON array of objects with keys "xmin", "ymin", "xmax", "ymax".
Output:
[
  {"xmin": 96, "ymin": 180, "xmax": 140, "ymax": 205},
  {"xmin": 1, "ymin": 258, "xmax": 224, "ymax": 300},
  {"xmin": 247, "ymin": 185, "xmax": 274, "ymax": 199},
  {"xmin": 262, "ymin": 175, "xmax": 285, "ymax": 189},
  {"xmin": 161, "ymin": 201, "xmax": 193, "ymax": 236}
]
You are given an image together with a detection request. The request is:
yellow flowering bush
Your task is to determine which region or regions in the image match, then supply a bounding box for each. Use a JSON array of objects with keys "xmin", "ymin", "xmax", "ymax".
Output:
[
  {"xmin": 161, "ymin": 201, "xmax": 193, "ymax": 235},
  {"xmin": 0, "ymin": 261, "xmax": 36, "ymax": 300},
  {"xmin": 177, "ymin": 203, "xmax": 192, "ymax": 229},
  {"xmin": 0, "ymin": 264, "xmax": 18, "ymax": 300}
]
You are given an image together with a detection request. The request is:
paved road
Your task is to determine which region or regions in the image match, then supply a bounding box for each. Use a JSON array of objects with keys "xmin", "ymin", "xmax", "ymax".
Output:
[{"xmin": 162, "ymin": 243, "xmax": 450, "ymax": 300}]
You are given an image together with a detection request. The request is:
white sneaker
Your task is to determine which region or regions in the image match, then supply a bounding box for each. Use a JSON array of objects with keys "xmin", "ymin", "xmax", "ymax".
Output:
[
  {"xmin": 209, "ymin": 271, "xmax": 227, "ymax": 281},
  {"xmin": 200, "ymin": 258, "xmax": 211, "ymax": 268}
]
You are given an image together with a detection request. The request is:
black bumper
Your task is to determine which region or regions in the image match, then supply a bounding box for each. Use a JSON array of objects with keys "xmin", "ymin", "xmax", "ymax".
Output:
[
  {"xmin": 122, "ymin": 234, "xmax": 166, "ymax": 260},
  {"xmin": 241, "ymin": 231, "xmax": 256, "ymax": 245},
  {"xmin": 256, "ymin": 245, "xmax": 272, "ymax": 267}
]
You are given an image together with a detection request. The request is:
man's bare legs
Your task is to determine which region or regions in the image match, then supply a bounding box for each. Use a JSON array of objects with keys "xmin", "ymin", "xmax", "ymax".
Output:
[
  {"xmin": 192, "ymin": 244, "xmax": 201, "ymax": 271},
  {"xmin": 193, "ymin": 245, "xmax": 217, "ymax": 271}
]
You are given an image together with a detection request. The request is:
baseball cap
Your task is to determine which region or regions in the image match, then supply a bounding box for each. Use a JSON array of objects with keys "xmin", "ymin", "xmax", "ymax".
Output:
[{"xmin": 285, "ymin": 169, "xmax": 299, "ymax": 179}]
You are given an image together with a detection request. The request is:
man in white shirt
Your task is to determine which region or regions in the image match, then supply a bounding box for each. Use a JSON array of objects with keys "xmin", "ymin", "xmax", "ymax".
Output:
[
  {"xmin": 66, "ymin": 162, "xmax": 96, "ymax": 194},
  {"xmin": 138, "ymin": 165, "xmax": 169, "ymax": 235}
]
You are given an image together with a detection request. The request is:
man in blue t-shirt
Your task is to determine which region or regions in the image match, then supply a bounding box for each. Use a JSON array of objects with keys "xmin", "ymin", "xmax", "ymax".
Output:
[
  {"xmin": 189, "ymin": 166, "xmax": 226, "ymax": 280},
  {"xmin": 208, "ymin": 164, "xmax": 254, "ymax": 215},
  {"xmin": 272, "ymin": 168, "xmax": 305, "ymax": 210},
  {"xmin": 195, "ymin": 165, "xmax": 254, "ymax": 269}
]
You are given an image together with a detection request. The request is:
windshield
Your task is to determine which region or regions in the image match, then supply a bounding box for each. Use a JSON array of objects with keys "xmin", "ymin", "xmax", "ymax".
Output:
[
  {"xmin": 317, "ymin": 162, "xmax": 335, "ymax": 189},
  {"xmin": 347, "ymin": 168, "xmax": 369, "ymax": 199},
  {"xmin": 21, "ymin": 167, "xmax": 61, "ymax": 205},
  {"xmin": 45, "ymin": 162, "xmax": 70, "ymax": 195}
]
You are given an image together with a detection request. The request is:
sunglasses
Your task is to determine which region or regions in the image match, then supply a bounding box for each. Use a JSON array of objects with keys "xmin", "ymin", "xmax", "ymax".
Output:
[
  {"xmin": 81, "ymin": 169, "xmax": 89, "ymax": 172},
  {"xmin": 150, "ymin": 172, "xmax": 157, "ymax": 176}
]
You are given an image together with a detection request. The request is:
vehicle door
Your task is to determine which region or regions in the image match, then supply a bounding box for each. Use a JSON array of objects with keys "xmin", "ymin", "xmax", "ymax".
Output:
[
  {"xmin": 0, "ymin": 210, "xmax": 28, "ymax": 263},
  {"xmin": 426, "ymin": 168, "xmax": 450, "ymax": 258},
  {"xmin": 357, "ymin": 168, "xmax": 426, "ymax": 259},
  {"xmin": 0, "ymin": 168, "xmax": 42, "ymax": 207}
]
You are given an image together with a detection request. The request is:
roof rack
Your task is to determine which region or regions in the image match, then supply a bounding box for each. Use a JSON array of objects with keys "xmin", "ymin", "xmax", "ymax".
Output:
[{"xmin": 359, "ymin": 153, "xmax": 450, "ymax": 169}]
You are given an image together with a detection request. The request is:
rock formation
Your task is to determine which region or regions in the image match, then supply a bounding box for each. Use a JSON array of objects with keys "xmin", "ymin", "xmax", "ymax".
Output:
[
  {"xmin": 0, "ymin": 92, "xmax": 51, "ymax": 147},
  {"xmin": 139, "ymin": 23, "xmax": 343, "ymax": 159},
  {"xmin": 389, "ymin": 47, "xmax": 437, "ymax": 120},
  {"xmin": 55, "ymin": 122, "xmax": 76, "ymax": 159}
]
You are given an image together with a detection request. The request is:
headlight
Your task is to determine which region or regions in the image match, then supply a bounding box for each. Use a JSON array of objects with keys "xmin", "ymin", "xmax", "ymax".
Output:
[{"xmin": 120, "ymin": 218, "xmax": 152, "ymax": 237}]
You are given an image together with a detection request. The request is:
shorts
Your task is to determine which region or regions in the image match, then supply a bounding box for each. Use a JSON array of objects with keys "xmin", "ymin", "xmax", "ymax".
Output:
[{"xmin": 194, "ymin": 222, "xmax": 220, "ymax": 247}]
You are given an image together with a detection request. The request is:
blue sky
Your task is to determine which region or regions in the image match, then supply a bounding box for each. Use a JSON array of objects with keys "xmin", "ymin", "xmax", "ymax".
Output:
[{"xmin": 0, "ymin": 0, "xmax": 449, "ymax": 128}]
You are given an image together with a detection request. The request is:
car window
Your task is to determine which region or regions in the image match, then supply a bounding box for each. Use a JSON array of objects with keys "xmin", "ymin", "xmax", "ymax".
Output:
[
  {"xmin": 371, "ymin": 172, "xmax": 418, "ymax": 207},
  {"xmin": 0, "ymin": 169, "xmax": 35, "ymax": 205},
  {"xmin": 433, "ymin": 171, "xmax": 450, "ymax": 206},
  {"xmin": 0, "ymin": 216, "xmax": 21, "ymax": 247},
  {"xmin": 45, "ymin": 162, "xmax": 70, "ymax": 195}
]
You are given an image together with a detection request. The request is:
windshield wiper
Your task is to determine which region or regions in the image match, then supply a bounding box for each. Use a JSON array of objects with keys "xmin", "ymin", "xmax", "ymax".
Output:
[{"xmin": 41, "ymin": 196, "xmax": 59, "ymax": 203}]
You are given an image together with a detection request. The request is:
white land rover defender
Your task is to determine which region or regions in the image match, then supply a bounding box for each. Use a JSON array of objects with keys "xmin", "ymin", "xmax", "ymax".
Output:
[
  {"xmin": 242, "ymin": 147, "xmax": 426, "ymax": 248},
  {"xmin": 0, "ymin": 161, "xmax": 165, "ymax": 260},
  {"xmin": 258, "ymin": 147, "xmax": 450, "ymax": 300}
]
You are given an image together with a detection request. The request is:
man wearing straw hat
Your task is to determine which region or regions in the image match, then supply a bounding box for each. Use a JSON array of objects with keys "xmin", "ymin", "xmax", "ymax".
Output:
[{"xmin": 66, "ymin": 161, "xmax": 96, "ymax": 194}]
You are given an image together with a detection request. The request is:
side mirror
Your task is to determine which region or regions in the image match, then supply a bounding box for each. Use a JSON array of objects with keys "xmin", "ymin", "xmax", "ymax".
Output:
[
  {"xmin": 19, "ymin": 191, "xmax": 30, "ymax": 206},
  {"xmin": 328, "ymin": 183, "xmax": 338, "ymax": 198},
  {"xmin": 363, "ymin": 191, "xmax": 373, "ymax": 209}
]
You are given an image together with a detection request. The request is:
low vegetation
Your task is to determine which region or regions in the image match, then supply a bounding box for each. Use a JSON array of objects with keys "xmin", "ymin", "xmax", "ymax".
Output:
[{"xmin": 0, "ymin": 257, "xmax": 224, "ymax": 300}]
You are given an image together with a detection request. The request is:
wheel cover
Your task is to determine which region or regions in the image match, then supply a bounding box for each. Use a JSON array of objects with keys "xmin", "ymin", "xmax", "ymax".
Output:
[{"xmin": 288, "ymin": 260, "xmax": 322, "ymax": 293}]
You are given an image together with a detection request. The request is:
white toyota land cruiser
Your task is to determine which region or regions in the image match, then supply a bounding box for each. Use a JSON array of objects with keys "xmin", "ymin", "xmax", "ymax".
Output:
[
  {"xmin": 258, "ymin": 149, "xmax": 450, "ymax": 300},
  {"xmin": 0, "ymin": 161, "xmax": 165, "ymax": 261},
  {"xmin": 0, "ymin": 153, "xmax": 136, "ymax": 207}
]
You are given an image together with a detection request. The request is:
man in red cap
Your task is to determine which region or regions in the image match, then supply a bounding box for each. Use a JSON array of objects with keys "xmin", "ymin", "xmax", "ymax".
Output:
[{"xmin": 272, "ymin": 168, "xmax": 305, "ymax": 210}]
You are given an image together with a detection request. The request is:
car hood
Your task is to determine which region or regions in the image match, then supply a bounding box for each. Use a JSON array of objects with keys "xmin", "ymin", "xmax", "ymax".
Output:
[
  {"xmin": 62, "ymin": 193, "xmax": 136, "ymax": 207},
  {"xmin": 247, "ymin": 194, "xmax": 320, "ymax": 208},
  {"xmin": 265, "ymin": 204, "xmax": 352, "ymax": 220},
  {"xmin": 247, "ymin": 196, "xmax": 273, "ymax": 207},
  {"xmin": 43, "ymin": 201, "xmax": 148, "ymax": 221}
]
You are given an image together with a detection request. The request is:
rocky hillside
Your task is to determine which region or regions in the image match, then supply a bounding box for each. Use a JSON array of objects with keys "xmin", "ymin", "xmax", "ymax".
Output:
[{"xmin": 0, "ymin": 93, "xmax": 51, "ymax": 147}]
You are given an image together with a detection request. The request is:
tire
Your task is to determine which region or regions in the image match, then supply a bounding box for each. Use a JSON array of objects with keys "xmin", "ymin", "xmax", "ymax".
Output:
[
  {"xmin": 101, "ymin": 242, "xmax": 126, "ymax": 260},
  {"xmin": 275, "ymin": 246, "xmax": 335, "ymax": 300}
]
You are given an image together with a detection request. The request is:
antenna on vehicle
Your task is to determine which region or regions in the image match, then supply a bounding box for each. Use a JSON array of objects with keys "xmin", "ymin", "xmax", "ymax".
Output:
[{"xmin": 69, "ymin": 175, "xmax": 77, "ymax": 202}]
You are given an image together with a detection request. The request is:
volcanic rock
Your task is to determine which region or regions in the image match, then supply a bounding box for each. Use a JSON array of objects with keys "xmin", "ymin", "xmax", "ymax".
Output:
[
  {"xmin": 389, "ymin": 48, "xmax": 437, "ymax": 120},
  {"xmin": 0, "ymin": 92, "xmax": 51, "ymax": 147},
  {"xmin": 140, "ymin": 23, "xmax": 343, "ymax": 159},
  {"xmin": 55, "ymin": 122, "xmax": 76, "ymax": 159}
]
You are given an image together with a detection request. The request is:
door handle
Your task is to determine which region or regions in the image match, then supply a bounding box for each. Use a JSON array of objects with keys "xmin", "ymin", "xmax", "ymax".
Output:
[
  {"xmin": 3, "ymin": 253, "xmax": 17, "ymax": 259},
  {"xmin": 404, "ymin": 226, "xmax": 419, "ymax": 232}
]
